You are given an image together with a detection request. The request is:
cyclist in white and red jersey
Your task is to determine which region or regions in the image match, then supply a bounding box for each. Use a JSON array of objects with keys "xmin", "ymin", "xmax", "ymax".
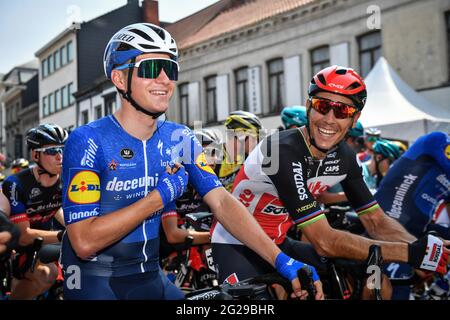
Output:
[{"xmin": 211, "ymin": 66, "xmax": 449, "ymax": 293}]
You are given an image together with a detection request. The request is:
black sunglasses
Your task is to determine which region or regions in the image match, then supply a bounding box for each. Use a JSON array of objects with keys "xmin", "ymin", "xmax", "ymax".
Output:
[{"xmin": 115, "ymin": 58, "xmax": 179, "ymax": 81}]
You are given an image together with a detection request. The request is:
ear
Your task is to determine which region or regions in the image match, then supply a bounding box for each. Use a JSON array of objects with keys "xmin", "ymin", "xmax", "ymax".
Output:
[
  {"xmin": 111, "ymin": 69, "xmax": 127, "ymax": 91},
  {"xmin": 306, "ymin": 98, "xmax": 311, "ymax": 111},
  {"xmin": 352, "ymin": 112, "xmax": 361, "ymax": 128},
  {"xmin": 375, "ymin": 154, "xmax": 384, "ymax": 162},
  {"xmin": 31, "ymin": 150, "xmax": 38, "ymax": 162}
]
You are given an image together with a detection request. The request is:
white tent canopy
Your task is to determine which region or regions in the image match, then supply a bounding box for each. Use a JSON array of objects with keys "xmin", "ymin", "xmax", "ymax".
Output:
[{"xmin": 359, "ymin": 57, "xmax": 450, "ymax": 142}]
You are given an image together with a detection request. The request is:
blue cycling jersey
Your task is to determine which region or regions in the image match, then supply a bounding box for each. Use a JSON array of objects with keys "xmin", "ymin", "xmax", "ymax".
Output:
[
  {"xmin": 375, "ymin": 132, "xmax": 450, "ymax": 237},
  {"xmin": 61, "ymin": 115, "xmax": 221, "ymax": 277}
]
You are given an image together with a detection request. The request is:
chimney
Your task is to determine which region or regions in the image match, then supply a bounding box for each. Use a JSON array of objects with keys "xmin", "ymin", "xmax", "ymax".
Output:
[{"xmin": 142, "ymin": 0, "xmax": 160, "ymax": 25}]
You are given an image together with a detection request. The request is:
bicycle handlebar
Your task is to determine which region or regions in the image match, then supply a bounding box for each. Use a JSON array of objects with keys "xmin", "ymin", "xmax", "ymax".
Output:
[
  {"xmin": 30, "ymin": 237, "xmax": 44, "ymax": 273},
  {"xmin": 366, "ymin": 244, "xmax": 383, "ymax": 300},
  {"xmin": 38, "ymin": 244, "xmax": 61, "ymax": 264}
]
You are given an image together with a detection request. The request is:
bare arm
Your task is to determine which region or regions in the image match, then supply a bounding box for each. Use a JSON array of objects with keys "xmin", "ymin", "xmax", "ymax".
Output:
[
  {"xmin": 66, "ymin": 190, "xmax": 164, "ymax": 259},
  {"xmin": 0, "ymin": 192, "xmax": 10, "ymax": 217},
  {"xmin": 54, "ymin": 208, "xmax": 65, "ymax": 227},
  {"xmin": 161, "ymin": 215, "xmax": 210, "ymax": 245},
  {"xmin": 0, "ymin": 232, "xmax": 11, "ymax": 254},
  {"xmin": 359, "ymin": 207, "xmax": 416, "ymax": 243},
  {"xmin": 302, "ymin": 217, "xmax": 408, "ymax": 263},
  {"xmin": 203, "ymin": 187, "xmax": 281, "ymax": 266},
  {"xmin": 16, "ymin": 221, "xmax": 59, "ymax": 246}
]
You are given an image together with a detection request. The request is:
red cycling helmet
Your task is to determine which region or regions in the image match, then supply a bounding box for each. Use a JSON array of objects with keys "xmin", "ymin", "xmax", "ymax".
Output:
[{"xmin": 308, "ymin": 65, "xmax": 367, "ymax": 111}]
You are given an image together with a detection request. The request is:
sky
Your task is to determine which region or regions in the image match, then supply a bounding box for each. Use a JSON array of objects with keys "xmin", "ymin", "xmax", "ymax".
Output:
[{"xmin": 0, "ymin": 0, "xmax": 220, "ymax": 74}]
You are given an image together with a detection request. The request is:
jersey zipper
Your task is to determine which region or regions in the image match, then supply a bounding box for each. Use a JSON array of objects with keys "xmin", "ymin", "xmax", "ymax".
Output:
[
  {"xmin": 140, "ymin": 140, "xmax": 149, "ymax": 273},
  {"xmin": 315, "ymin": 159, "xmax": 323, "ymax": 178}
]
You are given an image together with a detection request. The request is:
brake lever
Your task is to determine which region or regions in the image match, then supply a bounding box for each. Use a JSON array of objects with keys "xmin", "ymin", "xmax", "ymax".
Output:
[
  {"xmin": 298, "ymin": 266, "xmax": 316, "ymax": 300},
  {"xmin": 30, "ymin": 237, "xmax": 44, "ymax": 273}
]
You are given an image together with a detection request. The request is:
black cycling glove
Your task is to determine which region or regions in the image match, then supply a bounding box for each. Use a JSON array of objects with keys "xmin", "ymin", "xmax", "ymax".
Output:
[{"xmin": 408, "ymin": 234, "xmax": 448, "ymax": 275}]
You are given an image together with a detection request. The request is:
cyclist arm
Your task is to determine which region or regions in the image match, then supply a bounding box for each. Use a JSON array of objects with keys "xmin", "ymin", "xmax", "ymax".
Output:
[
  {"xmin": 301, "ymin": 217, "xmax": 409, "ymax": 262},
  {"xmin": 161, "ymin": 212, "xmax": 210, "ymax": 245},
  {"xmin": 66, "ymin": 189, "xmax": 164, "ymax": 259},
  {"xmin": 2, "ymin": 177, "xmax": 58, "ymax": 245},
  {"xmin": 0, "ymin": 192, "xmax": 10, "ymax": 216},
  {"xmin": 0, "ymin": 210, "xmax": 18, "ymax": 254},
  {"xmin": 15, "ymin": 220, "xmax": 60, "ymax": 246},
  {"xmin": 0, "ymin": 231, "xmax": 11, "ymax": 254},
  {"xmin": 359, "ymin": 206, "xmax": 416, "ymax": 243},
  {"xmin": 54, "ymin": 208, "xmax": 65, "ymax": 227},
  {"xmin": 204, "ymin": 187, "xmax": 282, "ymax": 266},
  {"xmin": 341, "ymin": 148, "xmax": 416, "ymax": 243}
]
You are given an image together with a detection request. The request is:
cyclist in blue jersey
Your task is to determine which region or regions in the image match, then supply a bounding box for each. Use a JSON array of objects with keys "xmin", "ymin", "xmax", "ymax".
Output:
[
  {"xmin": 376, "ymin": 132, "xmax": 450, "ymax": 239},
  {"xmin": 375, "ymin": 132, "xmax": 450, "ymax": 299},
  {"xmin": 61, "ymin": 23, "xmax": 323, "ymax": 300}
]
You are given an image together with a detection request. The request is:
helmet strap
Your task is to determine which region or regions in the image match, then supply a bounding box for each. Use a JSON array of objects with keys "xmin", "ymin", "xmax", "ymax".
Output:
[
  {"xmin": 118, "ymin": 57, "xmax": 164, "ymax": 119},
  {"xmin": 35, "ymin": 152, "xmax": 57, "ymax": 178}
]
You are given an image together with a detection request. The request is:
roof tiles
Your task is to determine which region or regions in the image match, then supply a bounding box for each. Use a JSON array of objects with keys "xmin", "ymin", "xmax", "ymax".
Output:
[{"xmin": 177, "ymin": 0, "xmax": 316, "ymax": 49}]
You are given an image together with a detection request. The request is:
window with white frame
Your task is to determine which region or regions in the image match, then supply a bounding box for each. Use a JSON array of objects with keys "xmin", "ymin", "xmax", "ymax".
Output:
[
  {"xmin": 267, "ymin": 58, "xmax": 285, "ymax": 114},
  {"xmin": 179, "ymin": 83, "xmax": 189, "ymax": 125},
  {"xmin": 95, "ymin": 105, "xmax": 102, "ymax": 119},
  {"xmin": 81, "ymin": 110, "xmax": 89, "ymax": 125},
  {"xmin": 358, "ymin": 31, "xmax": 381, "ymax": 77},
  {"xmin": 55, "ymin": 89, "xmax": 61, "ymax": 111},
  {"xmin": 205, "ymin": 76, "xmax": 217, "ymax": 124},
  {"xmin": 235, "ymin": 67, "xmax": 249, "ymax": 111},
  {"xmin": 311, "ymin": 46, "xmax": 330, "ymax": 76}
]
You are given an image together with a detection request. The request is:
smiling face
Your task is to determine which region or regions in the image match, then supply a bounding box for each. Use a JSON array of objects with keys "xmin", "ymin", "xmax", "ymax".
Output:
[
  {"xmin": 307, "ymin": 91, "xmax": 360, "ymax": 154},
  {"xmin": 112, "ymin": 53, "xmax": 175, "ymax": 115}
]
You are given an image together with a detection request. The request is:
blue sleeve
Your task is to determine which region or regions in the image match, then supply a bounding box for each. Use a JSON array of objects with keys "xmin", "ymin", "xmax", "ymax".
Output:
[
  {"xmin": 176, "ymin": 126, "xmax": 222, "ymax": 198},
  {"xmin": 62, "ymin": 126, "xmax": 104, "ymax": 225},
  {"xmin": 408, "ymin": 132, "xmax": 450, "ymax": 175}
]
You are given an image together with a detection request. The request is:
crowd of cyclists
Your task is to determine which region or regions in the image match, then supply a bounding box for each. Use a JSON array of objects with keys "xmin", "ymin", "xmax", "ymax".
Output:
[{"xmin": 0, "ymin": 22, "xmax": 448, "ymax": 300}]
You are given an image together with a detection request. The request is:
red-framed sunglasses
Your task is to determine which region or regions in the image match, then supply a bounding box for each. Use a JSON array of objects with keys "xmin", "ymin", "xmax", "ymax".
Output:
[{"xmin": 309, "ymin": 97, "xmax": 358, "ymax": 119}]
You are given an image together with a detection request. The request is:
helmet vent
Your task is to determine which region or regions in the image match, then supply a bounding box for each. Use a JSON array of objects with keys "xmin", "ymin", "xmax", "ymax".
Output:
[
  {"xmin": 140, "ymin": 44, "xmax": 162, "ymax": 50},
  {"xmin": 335, "ymin": 68, "xmax": 347, "ymax": 75},
  {"xmin": 143, "ymin": 24, "xmax": 166, "ymax": 40},
  {"xmin": 129, "ymin": 29, "xmax": 154, "ymax": 42},
  {"xmin": 317, "ymin": 74, "xmax": 326, "ymax": 85},
  {"xmin": 346, "ymin": 82, "xmax": 362, "ymax": 90}
]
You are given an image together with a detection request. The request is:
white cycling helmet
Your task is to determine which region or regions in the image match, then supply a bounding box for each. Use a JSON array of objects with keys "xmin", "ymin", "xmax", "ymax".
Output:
[{"xmin": 103, "ymin": 23, "xmax": 178, "ymax": 79}]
